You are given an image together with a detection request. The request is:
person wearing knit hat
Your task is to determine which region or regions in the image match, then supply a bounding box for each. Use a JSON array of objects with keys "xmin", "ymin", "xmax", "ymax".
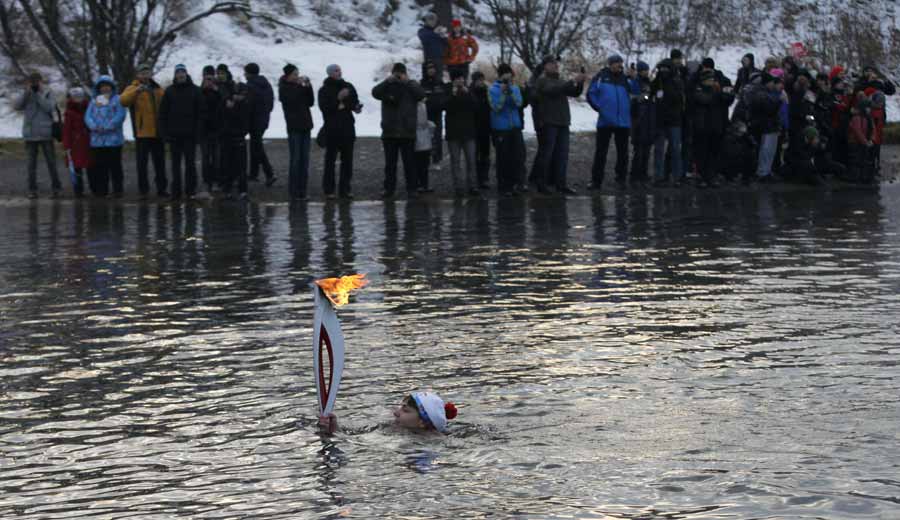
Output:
[
  {"xmin": 587, "ymin": 50, "xmax": 633, "ymax": 189},
  {"xmin": 63, "ymin": 85, "xmax": 91, "ymax": 197},
  {"xmin": 159, "ymin": 60, "xmax": 205, "ymax": 200},
  {"xmin": 278, "ymin": 62, "xmax": 314, "ymax": 200},
  {"xmin": 496, "ymin": 63, "xmax": 514, "ymax": 77},
  {"xmin": 198, "ymin": 65, "xmax": 221, "ymax": 197},
  {"xmin": 243, "ymin": 62, "xmax": 277, "ymax": 186},
  {"xmin": 174, "ymin": 63, "xmax": 187, "ymax": 74},
  {"xmin": 735, "ymin": 53, "xmax": 757, "ymax": 94},
  {"xmin": 121, "ymin": 59, "xmax": 167, "ymax": 199},
  {"xmin": 802, "ymin": 125, "xmax": 819, "ymax": 142},
  {"xmin": 488, "ymin": 63, "xmax": 525, "ymax": 195},
  {"xmin": 283, "ymin": 63, "xmax": 298, "ymax": 77},
  {"xmin": 202, "ymin": 65, "xmax": 215, "ymax": 77},
  {"xmin": 419, "ymin": 12, "xmax": 449, "ymax": 80},
  {"xmin": 769, "ymin": 68, "xmax": 784, "ymax": 79},
  {"xmin": 446, "ymin": 18, "xmax": 479, "ymax": 80},
  {"xmin": 607, "ymin": 54, "xmax": 623, "ymax": 66},
  {"xmin": 701, "ymin": 57, "xmax": 715, "ymax": 70},
  {"xmin": 394, "ymin": 392, "xmax": 458, "ymax": 433},
  {"xmin": 372, "ymin": 63, "xmax": 426, "ymax": 198},
  {"xmin": 636, "ymin": 61, "xmax": 649, "ymax": 73}
]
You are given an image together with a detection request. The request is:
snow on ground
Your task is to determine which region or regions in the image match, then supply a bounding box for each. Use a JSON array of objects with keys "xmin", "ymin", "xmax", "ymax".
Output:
[{"xmin": 1, "ymin": 6, "xmax": 898, "ymax": 139}]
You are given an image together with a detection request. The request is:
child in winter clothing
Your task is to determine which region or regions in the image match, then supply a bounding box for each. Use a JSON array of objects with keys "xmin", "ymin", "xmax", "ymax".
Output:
[
  {"xmin": 62, "ymin": 87, "xmax": 93, "ymax": 196},
  {"xmin": 445, "ymin": 20, "xmax": 479, "ymax": 80},
  {"xmin": 414, "ymin": 101, "xmax": 436, "ymax": 192},
  {"xmin": 847, "ymin": 98, "xmax": 876, "ymax": 184},
  {"xmin": 720, "ymin": 120, "xmax": 758, "ymax": 184},
  {"xmin": 84, "ymin": 76, "xmax": 127, "ymax": 197},
  {"xmin": 220, "ymin": 83, "xmax": 252, "ymax": 199}
]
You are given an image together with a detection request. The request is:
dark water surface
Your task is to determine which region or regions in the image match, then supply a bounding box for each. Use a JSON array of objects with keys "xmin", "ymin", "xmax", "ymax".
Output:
[{"xmin": 2, "ymin": 189, "xmax": 899, "ymax": 519}]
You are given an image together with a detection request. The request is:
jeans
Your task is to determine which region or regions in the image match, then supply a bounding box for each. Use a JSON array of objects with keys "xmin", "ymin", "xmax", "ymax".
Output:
[
  {"xmin": 201, "ymin": 135, "xmax": 220, "ymax": 190},
  {"xmin": 288, "ymin": 131, "xmax": 311, "ymax": 198},
  {"xmin": 136, "ymin": 137, "xmax": 166, "ymax": 195},
  {"xmin": 25, "ymin": 140, "xmax": 61, "ymax": 193},
  {"xmin": 382, "ymin": 138, "xmax": 416, "ymax": 195},
  {"xmin": 169, "ymin": 137, "xmax": 197, "ymax": 197},
  {"xmin": 492, "ymin": 129, "xmax": 526, "ymax": 193},
  {"xmin": 756, "ymin": 132, "xmax": 778, "ymax": 178},
  {"xmin": 249, "ymin": 131, "xmax": 274, "ymax": 180},
  {"xmin": 93, "ymin": 146, "xmax": 124, "ymax": 195},
  {"xmin": 448, "ymin": 139, "xmax": 476, "ymax": 191},
  {"xmin": 323, "ymin": 138, "xmax": 354, "ymax": 196},
  {"xmin": 533, "ymin": 125, "xmax": 571, "ymax": 189},
  {"xmin": 654, "ymin": 126, "xmax": 684, "ymax": 181},
  {"xmin": 592, "ymin": 127, "xmax": 629, "ymax": 185}
]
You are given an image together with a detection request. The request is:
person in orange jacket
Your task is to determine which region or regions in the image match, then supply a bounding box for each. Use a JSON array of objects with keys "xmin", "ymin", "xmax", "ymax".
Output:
[
  {"xmin": 120, "ymin": 63, "xmax": 168, "ymax": 199},
  {"xmin": 445, "ymin": 19, "xmax": 478, "ymax": 80}
]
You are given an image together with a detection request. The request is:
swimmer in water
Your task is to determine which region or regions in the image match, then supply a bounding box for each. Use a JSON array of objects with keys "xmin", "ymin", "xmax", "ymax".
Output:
[{"xmin": 318, "ymin": 391, "xmax": 458, "ymax": 435}]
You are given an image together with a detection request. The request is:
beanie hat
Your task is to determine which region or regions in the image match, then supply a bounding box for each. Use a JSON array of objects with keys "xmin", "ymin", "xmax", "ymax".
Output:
[
  {"xmin": 174, "ymin": 64, "xmax": 187, "ymax": 74},
  {"xmin": 831, "ymin": 75, "xmax": 846, "ymax": 89},
  {"xmin": 657, "ymin": 58, "xmax": 673, "ymax": 70},
  {"xmin": 202, "ymin": 65, "xmax": 215, "ymax": 76},
  {"xmin": 244, "ymin": 62, "xmax": 260, "ymax": 75},
  {"xmin": 216, "ymin": 63, "xmax": 230, "ymax": 73},
  {"xmin": 68, "ymin": 87, "xmax": 86, "ymax": 98},
  {"xmin": 283, "ymin": 63, "xmax": 298, "ymax": 76},
  {"xmin": 828, "ymin": 65, "xmax": 844, "ymax": 81},
  {"xmin": 471, "ymin": 71, "xmax": 485, "ymax": 81},
  {"xmin": 636, "ymin": 61, "xmax": 650, "ymax": 72},
  {"xmin": 451, "ymin": 19, "xmax": 461, "ymax": 28},
  {"xmin": 450, "ymin": 68, "xmax": 467, "ymax": 81},
  {"xmin": 326, "ymin": 64, "xmax": 340, "ymax": 76},
  {"xmin": 28, "ymin": 71, "xmax": 42, "ymax": 82},
  {"xmin": 411, "ymin": 391, "xmax": 457, "ymax": 433},
  {"xmin": 863, "ymin": 87, "xmax": 877, "ymax": 97},
  {"xmin": 670, "ymin": 49, "xmax": 683, "ymax": 59},
  {"xmin": 392, "ymin": 62, "xmax": 407, "ymax": 74},
  {"xmin": 497, "ymin": 63, "xmax": 514, "ymax": 77},
  {"xmin": 540, "ymin": 54, "xmax": 558, "ymax": 68},
  {"xmin": 803, "ymin": 126, "xmax": 819, "ymax": 141},
  {"xmin": 769, "ymin": 68, "xmax": 784, "ymax": 78},
  {"xmin": 423, "ymin": 12, "xmax": 437, "ymax": 25},
  {"xmin": 136, "ymin": 62, "xmax": 152, "ymax": 73},
  {"xmin": 701, "ymin": 57, "xmax": 715, "ymax": 70},
  {"xmin": 607, "ymin": 54, "xmax": 624, "ymax": 66}
]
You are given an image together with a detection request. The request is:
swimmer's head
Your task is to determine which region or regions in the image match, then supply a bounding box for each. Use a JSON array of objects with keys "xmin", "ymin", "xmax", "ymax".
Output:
[{"xmin": 394, "ymin": 392, "xmax": 457, "ymax": 433}]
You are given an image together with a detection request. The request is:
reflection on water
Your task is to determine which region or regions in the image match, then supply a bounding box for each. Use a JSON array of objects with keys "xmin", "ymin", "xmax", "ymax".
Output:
[{"xmin": 2, "ymin": 187, "xmax": 900, "ymax": 519}]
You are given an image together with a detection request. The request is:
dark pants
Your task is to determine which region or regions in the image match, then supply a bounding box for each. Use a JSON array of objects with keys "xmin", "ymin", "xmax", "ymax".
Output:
[
  {"xmin": 848, "ymin": 144, "xmax": 875, "ymax": 183},
  {"xmin": 136, "ymin": 137, "xmax": 166, "ymax": 196},
  {"xmin": 201, "ymin": 135, "xmax": 220, "ymax": 190},
  {"xmin": 222, "ymin": 139, "xmax": 248, "ymax": 194},
  {"xmin": 93, "ymin": 146, "xmax": 124, "ymax": 195},
  {"xmin": 288, "ymin": 131, "xmax": 311, "ymax": 198},
  {"xmin": 447, "ymin": 63, "xmax": 470, "ymax": 81},
  {"xmin": 169, "ymin": 137, "xmax": 197, "ymax": 197},
  {"xmin": 475, "ymin": 131, "xmax": 491, "ymax": 187},
  {"xmin": 415, "ymin": 150, "xmax": 431, "ymax": 190},
  {"xmin": 592, "ymin": 127, "xmax": 630, "ymax": 185},
  {"xmin": 70, "ymin": 167, "xmax": 85, "ymax": 195},
  {"xmin": 26, "ymin": 141, "xmax": 61, "ymax": 193},
  {"xmin": 249, "ymin": 131, "xmax": 274, "ymax": 180},
  {"xmin": 630, "ymin": 142, "xmax": 652, "ymax": 182},
  {"xmin": 323, "ymin": 138, "xmax": 354, "ymax": 196},
  {"xmin": 532, "ymin": 125, "xmax": 570, "ymax": 190},
  {"xmin": 693, "ymin": 130, "xmax": 721, "ymax": 182},
  {"xmin": 382, "ymin": 138, "xmax": 416, "ymax": 195},
  {"xmin": 493, "ymin": 129, "xmax": 526, "ymax": 193}
]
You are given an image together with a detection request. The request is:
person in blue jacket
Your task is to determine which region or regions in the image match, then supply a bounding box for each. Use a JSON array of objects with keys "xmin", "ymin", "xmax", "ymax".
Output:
[
  {"xmin": 588, "ymin": 54, "xmax": 638, "ymax": 190},
  {"xmin": 84, "ymin": 75, "xmax": 127, "ymax": 197},
  {"xmin": 488, "ymin": 64, "xmax": 526, "ymax": 196}
]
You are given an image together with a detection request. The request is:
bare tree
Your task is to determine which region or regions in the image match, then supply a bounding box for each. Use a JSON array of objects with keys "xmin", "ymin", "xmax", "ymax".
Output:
[{"xmin": 482, "ymin": 0, "xmax": 609, "ymax": 73}]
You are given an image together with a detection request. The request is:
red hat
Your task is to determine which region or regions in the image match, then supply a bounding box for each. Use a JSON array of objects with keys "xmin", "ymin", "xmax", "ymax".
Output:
[
  {"xmin": 828, "ymin": 65, "xmax": 844, "ymax": 81},
  {"xmin": 864, "ymin": 87, "xmax": 877, "ymax": 97},
  {"xmin": 451, "ymin": 19, "xmax": 461, "ymax": 28}
]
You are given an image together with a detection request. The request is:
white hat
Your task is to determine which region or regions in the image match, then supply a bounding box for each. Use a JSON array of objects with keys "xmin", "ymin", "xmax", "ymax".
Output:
[
  {"xmin": 412, "ymin": 391, "xmax": 457, "ymax": 433},
  {"xmin": 69, "ymin": 87, "xmax": 86, "ymax": 98}
]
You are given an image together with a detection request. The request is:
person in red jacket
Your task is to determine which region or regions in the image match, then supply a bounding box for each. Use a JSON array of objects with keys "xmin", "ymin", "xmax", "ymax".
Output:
[
  {"xmin": 847, "ymin": 97, "xmax": 875, "ymax": 184},
  {"xmin": 61, "ymin": 87, "xmax": 94, "ymax": 197},
  {"xmin": 444, "ymin": 19, "xmax": 479, "ymax": 80},
  {"xmin": 864, "ymin": 87, "xmax": 886, "ymax": 175}
]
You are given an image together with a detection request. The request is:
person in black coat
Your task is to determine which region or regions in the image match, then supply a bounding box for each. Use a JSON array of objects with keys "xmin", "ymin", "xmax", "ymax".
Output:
[
  {"xmin": 735, "ymin": 53, "xmax": 757, "ymax": 94},
  {"xmin": 690, "ymin": 69, "xmax": 735, "ymax": 186},
  {"xmin": 372, "ymin": 63, "xmax": 426, "ymax": 198},
  {"xmin": 200, "ymin": 65, "xmax": 222, "ymax": 194},
  {"xmin": 279, "ymin": 63, "xmax": 315, "ymax": 200},
  {"xmin": 469, "ymin": 71, "xmax": 492, "ymax": 189},
  {"xmin": 318, "ymin": 64, "xmax": 362, "ymax": 199},
  {"xmin": 651, "ymin": 59, "xmax": 686, "ymax": 185},
  {"xmin": 720, "ymin": 120, "xmax": 757, "ymax": 184},
  {"xmin": 421, "ymin": 60, "xmax": 449, "ymax": 164},
  {"xmin": 220, "ymin": 83, "xmax": 252, "ymax": 199},
  {"xmin": 444, "ymin": 69, "xmax": 479, "ymax": 196},
  {"xmin": 629, "ymin": 62, "xmax": 655, "ymax": 186},
  {"xmin": 244, "ymin": 62, "xmax": 276, "ymax": 185},
  {"xmin": 158, "ymin": 64, "xmax": 206, "ymax": 199}
]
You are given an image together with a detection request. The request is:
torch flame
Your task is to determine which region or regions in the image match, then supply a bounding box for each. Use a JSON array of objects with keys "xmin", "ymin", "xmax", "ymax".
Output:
[{"xmin": 315, "ymin": 273, "xmax": 368, "ymax": 307}]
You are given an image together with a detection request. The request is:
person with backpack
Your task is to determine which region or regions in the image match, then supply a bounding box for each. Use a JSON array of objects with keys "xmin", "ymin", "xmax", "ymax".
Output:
[
  {"xmin": 15, "ymin": 71, "xmax": 62, "ymax": 199},
  {"xmin": 158, "ymin": 64, "xmax": 206, "ymax": 200},
  {"xmin": 121, "ymin": 63, "xmax": 167, "ymax": 199},
  {"xmin": 62, "ymin": 87, "xmax": 93, "ymax": 197}
]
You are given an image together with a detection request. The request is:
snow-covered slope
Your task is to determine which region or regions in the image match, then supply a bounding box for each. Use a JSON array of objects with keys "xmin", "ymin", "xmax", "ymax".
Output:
[{"xmin": 1, "ymin": 0, "xmax": 897, "ymax": 138}]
